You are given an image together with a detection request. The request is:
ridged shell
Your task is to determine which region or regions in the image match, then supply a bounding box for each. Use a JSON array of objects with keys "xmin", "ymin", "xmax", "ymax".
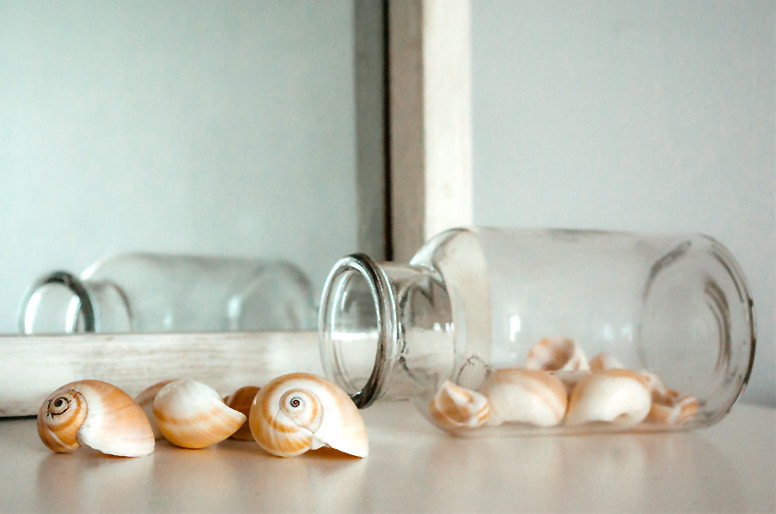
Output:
[
  {"xmin": 479, "ymin": 368, "xmax": 568, "ymax": 427},
  {"xmin": 249, "ymin": 373, "xmax": 368, "ymax": 458},
  {"xmin": 565, "ymin": 369, "xmax": 651, "ymax": 427},
  {"xmin": 589, "ymin": 352, "xmax": 625, "ymax": 372},
  {"xmin": 37, "ymin": 380, "xmax": 155, "ymax": 457},
  {"xmin": 135, "ymin": 379, "xmax": 176, "ymax": 439},
  {"xmin": 224, "ymin": 386, "xmax": 261, "ymax": 441},
  {"xmin": 428, "ymin": 380, "xmax": 490, "ymax": 431},
  {"xmin": 153, "ymin": 378, "xmax": 246, "ymax": 449},
  {"xmin": 525, "ymin": 337, "xmax": 590, "ymax": 372}
]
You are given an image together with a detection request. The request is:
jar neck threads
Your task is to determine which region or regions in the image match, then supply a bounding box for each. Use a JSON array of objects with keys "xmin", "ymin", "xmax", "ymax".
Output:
[{"xmin": 319, "ymin": 253, "xmax": 454, "ymax": 408}]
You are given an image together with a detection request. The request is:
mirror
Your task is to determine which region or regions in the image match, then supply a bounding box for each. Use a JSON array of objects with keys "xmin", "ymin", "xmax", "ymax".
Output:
[{"xmin": 0, "ymin": 0, "xmax": 387, "ymax": 334}]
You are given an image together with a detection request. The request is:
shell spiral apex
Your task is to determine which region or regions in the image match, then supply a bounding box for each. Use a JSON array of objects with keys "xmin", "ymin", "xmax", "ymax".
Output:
[
  {"xmin": 37, "ymin": 380, "xmax": 155, "ymax": 457},
  {"xmin": 249, "ymin": 373, "xmax": 368, "ymax": 458}
]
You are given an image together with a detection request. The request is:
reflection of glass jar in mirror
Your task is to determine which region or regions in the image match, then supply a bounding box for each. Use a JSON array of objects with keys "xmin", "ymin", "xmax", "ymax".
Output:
[
  {"xmin": 19, "ymin": 253, "xmax": 316, "ymax": 334},
  {"xmin": 319, "ymin": 228, "xmax": 756, "ymax": 435}
]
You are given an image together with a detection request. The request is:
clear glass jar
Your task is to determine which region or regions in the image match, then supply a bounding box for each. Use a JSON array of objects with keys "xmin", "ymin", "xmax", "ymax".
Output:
[
  {"xmin": 319, "ymin": 228, "xmax": 756, "ymax": 435},
  {"xmin": 19, "ymin": 253, "xmax": 316, "ymax": 334}
]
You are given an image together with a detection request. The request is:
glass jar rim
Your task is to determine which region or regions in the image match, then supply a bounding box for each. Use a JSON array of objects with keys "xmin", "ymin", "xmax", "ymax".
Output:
[{"xmin": 318, "ymin": 253, "xmax": 399, "ymax": 408}]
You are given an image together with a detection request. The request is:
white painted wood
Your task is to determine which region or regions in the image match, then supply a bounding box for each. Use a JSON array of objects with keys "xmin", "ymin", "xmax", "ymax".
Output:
[
  {"xmin": 389, "ymin": 0, "xmax": 473, "ymax": 262},
  {"xmin": 0, "ymin": 331, "xmax": 322, "ymax": 417}
]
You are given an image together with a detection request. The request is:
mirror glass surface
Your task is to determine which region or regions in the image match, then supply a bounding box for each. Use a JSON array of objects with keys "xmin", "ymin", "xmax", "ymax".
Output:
[{"xmin": 0, "ymin": 0, "xmax": 385, "ymax": 334}]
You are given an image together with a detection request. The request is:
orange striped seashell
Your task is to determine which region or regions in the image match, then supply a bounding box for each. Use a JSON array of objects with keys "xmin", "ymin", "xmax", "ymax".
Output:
[
  {"xmin": 135, "ymin": 379, "xmax": 177, "ymax": 439},
  {"xmin": 224, "ymin": 386, "xmax": 261, "ymax": 441},
  {"xmin": 249, "ymin": 373, "xmax": 368, "ymax": 458},
  {"xmin": 428, "ymin": 380, "xmax": 490, "ymax": 431},
  {"xmin": 525, "ymin": 337, "xmax": 590, "ymax": 372},
  {"xmin": 565, "ymin": 369, "xmax": 651, "ymax": 427},
  {"xmin": 37, "ymin": 380, "xmax": 154, "ymax": 457},
  {"xmin": 479, "ymin": 368, "xmax": 568, "ymax": 427},
  {"xmin": 153, "ymin": 378, "xmax": 246, "ymax": 449}
]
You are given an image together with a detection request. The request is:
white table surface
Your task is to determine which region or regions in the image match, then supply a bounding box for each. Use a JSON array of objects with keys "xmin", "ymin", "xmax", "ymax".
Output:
[{"xmin": 1, "ymin": 401, "xmax": 774, "ymax": 513}]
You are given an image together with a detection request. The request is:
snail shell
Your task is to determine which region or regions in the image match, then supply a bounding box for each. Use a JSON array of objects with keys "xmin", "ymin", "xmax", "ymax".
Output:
[
  {"xmin": 224, "ymin": 386, "xmax": 261, "ymax": 441},
  {"xmin": 153, "ymin": 378, "xmax": 246, "ymax": 449},
  {"xmin": 135, "ymin": 379, "xmax": 176, "ymax": 439},
  {"xmin": 479, "ymin": 368, "xmax": 568, "ymax": 427},
  {"xmin": 565, "ymin": 369, "xmax": 651, "ymax": 427},
  {"xmin": 249, "ymin": 373, "xmax": 368, "ymax": 458},
  {"xmin": 37, "ymin": 380, "xmax": 155, "ymax": 457},
  {"xmin": 525, "ymin": 337, "xmax": 590, "ymax": 372},
  {"xmin": 428, "ymin": 380, "xmax": 490, "ymax": 431}
]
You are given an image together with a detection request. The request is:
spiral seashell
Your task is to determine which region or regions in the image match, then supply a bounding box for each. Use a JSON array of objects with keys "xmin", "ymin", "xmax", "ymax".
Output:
[
  {"xmin": 565, "ymin": 369, "xmax": 651, "ymax": 427},
  {"xmin": 249, "ymin": 373, "xmax": 368, "ymax": 458},
  {"xmin": 153, "ymin": 378, "xmax": 246, "ymax": 449},
  {"xmin": 135, "ymin": 379, "xmax": 176, "ymax": 439},
  {"xmin": 479, "ymin": 368, "xmax": 568, "ymax": 427},
  {"xmin": 589, "ymin": 352, "xmax": 625, "ymax": 372},
  {"xmin": 224, "ymin": 386, "xmax": 261, "ymax": 441},
  {"xmin": 37, "ymin": 380, "xmax": 155, "ymax": 457},
  {"xmin": 428, "ymin": 380, "xmax": 490, "ymax": 431},
  {"xmin": 525, "ymin": 337, "xmax": 590, "ymax": 372}
]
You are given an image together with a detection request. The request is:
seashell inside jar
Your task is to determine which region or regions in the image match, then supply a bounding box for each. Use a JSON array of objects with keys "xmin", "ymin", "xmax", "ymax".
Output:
[{"xmin": 422, "ymin": 339, "xmax": 704, "ymax": 436}]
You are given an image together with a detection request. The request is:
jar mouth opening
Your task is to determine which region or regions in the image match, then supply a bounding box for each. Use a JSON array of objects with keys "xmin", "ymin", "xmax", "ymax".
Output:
[{"xmin": 318, "ymin": 253, "xmax": 399, "ymax": 408}]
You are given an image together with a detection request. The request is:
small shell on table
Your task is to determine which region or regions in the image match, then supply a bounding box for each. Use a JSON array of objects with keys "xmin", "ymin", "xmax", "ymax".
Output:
[
  {"xmin": 525, "ymin": 337, "xmax": 590, "ymax": 372},
  {"xmin": 135, "ymin": 379, "xmax": 176, "ymax": 439},
  {"xmin": 224, "ymin": 386, "xmax": 261, "ymax": 441},
  {"xmin": 589, "ymin": 352, "xmax": 625, "ymax": 372},
  {"xmin": 479, "ymin": 368, "xmax": 568, "ymax": 427},
  {"xmin": 428, "ymin": 380, "xmax": 490, "ymax": 431},
  {"xmin": 37, "ymin": 380, "xmax": 155, "ymax": 457},
  {"xmin": 565, "ymin": 369, "xmax": 651, "ymax": 427},
  {"xmin": 153, "ymin": 378, "xmax": 246, "ymax": 449},
  {"xmin": 249, "ymin": 373, "xmax": 368, "ymax": 458}
]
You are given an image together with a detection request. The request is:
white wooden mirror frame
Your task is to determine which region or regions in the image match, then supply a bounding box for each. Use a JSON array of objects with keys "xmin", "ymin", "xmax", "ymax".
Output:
[{"xmin": 0, "ymin": 0, "xmax": 473, "ymax": 417}]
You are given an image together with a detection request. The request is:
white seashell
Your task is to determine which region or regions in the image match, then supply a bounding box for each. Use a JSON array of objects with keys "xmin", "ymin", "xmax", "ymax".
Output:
[
  {"xmin": 153, "ymin": 378, "xmax": 246, "ymax": 449},
  {"xmin": 479, "ymin": 368, "xmax": 568, "ymax": 427},
  {"xmin": 223, "ymin": 385, "xmax": 261, "ymax": 441},
  {"xmin": 589, "ymin": 352, "xmax": 625, "ymax": 372},
  {"xmin": 565, "ymin": 370, "xmax": 651, "ymax": 427},
  {"xmin": 525, "ymin": 337, "xmax": 590, "ymax": 372},
  {"xmin": 428, "ymin": 380, "xmax": 490, "ymax": 431},
  {"xmin": 249, "ymin": 373, "xmax": 368, "ymax": 458},
  {"xmin": 135, "ymin": 379, "xmax": 176, "ymax": 439},
  {"xmin": 37, "ymin": 380, "xmax": 154, "ymax": 457}
]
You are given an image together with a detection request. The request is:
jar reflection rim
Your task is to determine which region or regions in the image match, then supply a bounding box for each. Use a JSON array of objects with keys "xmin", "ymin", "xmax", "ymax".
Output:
[
  {"xmin": 19, "ymin": 270, "xmax": 96, "ymax": 333},
  {"xmin": 319, "ymin": 253, "xmax": 400, "ymax": 408}
]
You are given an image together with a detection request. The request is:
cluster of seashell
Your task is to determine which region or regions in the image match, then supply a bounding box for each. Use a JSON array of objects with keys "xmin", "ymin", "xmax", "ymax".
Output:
[
  {"xmin": 428, "ymin": 336, "xmax": 699, "ymax": 433},
  {"xmin": 37, "ymin": 373, "xmax": 368, "ymax": 459}
]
